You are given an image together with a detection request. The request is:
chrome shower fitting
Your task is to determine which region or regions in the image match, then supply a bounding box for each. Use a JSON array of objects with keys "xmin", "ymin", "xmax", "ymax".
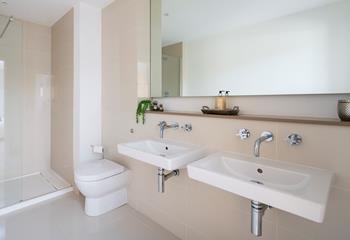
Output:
[{"xmin": 0, "ymin": 16, "xmax": 14, "ymax": 39}]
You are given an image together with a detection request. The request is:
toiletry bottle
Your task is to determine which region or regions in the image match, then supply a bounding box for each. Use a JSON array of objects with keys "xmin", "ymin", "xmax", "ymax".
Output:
[
  {"xmin": 152, "ymin": 101, "xmax": 158, "ymax": 111},
  {"xmin": 225, "ymin": 91, "xmax": 230, "ymax": 109},
  {"xmin": 215, "ymin": 90, "xmax": 226, "ymax": 110}
]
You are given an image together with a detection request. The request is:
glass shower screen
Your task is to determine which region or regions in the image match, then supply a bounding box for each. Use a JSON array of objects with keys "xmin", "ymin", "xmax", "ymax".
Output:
[{"xmin": 0, "ymin": 15, "xmax": 24, "ymax": 209}]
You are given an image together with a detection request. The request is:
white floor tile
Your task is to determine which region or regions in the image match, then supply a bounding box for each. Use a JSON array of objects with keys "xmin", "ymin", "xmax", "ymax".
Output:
[{"xmin": 0, "ymin": 193, "xmax": 179, "ymax": 240}]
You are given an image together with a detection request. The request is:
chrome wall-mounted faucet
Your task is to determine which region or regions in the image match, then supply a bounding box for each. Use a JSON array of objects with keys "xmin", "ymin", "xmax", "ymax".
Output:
[
  {"xmin": 158, "ymin": 121, "xmax": 179, "ymax": 138},
  {"xmin": 254, "ymin": 131, "xmax": 273, "ymax": 157}
]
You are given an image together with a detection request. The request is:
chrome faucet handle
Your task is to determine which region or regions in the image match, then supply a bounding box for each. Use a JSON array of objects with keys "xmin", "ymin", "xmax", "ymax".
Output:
[
  {"xmin": 260, "ymin": 131, "xmax": 273, "ymax": 142},
  {"xmin": 181, "ymin": 123, "xmax": 192, "ymax": 132},
  {"xmin": 236, "ymin": 128, "xmax": 250, "ymax": 140},
  {"xmin": 158, "ymin": 121, "xmax": 179, "ymax": 129},
  {"xmin": 158, "ymin": 121, "xmax": 167, "ymax": 127},
  {"xmin": 287, "ymin": 134, "xmax": 302, "ymax": 145},
  {"xmin": 168, "ymin": 122, "xmax": 179, "ymax": 128}
]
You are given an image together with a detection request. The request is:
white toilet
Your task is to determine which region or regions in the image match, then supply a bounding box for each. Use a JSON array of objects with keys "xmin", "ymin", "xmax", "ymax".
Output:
[{"xmin": 75, "ymin": 159, "xmax": 129, "ymax": 216}]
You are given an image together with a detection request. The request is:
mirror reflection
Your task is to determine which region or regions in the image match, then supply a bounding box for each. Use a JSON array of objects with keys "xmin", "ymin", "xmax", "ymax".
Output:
[{"xmin": 151, "ymin": 0, "xmax": 350, "ymax": 97}]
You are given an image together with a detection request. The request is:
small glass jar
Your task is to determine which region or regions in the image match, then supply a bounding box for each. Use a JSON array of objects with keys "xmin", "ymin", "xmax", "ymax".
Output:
[{"xmin": 338, "ymin": 100, "xmax": 350, "ymax": 121}]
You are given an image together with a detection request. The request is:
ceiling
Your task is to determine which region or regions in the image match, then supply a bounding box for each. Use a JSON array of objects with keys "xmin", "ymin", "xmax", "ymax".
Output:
[
  {"xmin": 162, "ymin": 0, "xmax": 342, "ymax": 45},
  {"xmin": 0, "ymin": 0, "xmax": 113, "ymax": 26},
  {"xmin": 0, "ymin": 0, "xmax": 342, "ymax": 33}
]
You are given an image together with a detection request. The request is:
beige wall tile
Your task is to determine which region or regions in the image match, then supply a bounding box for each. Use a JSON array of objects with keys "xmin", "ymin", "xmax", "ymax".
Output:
[
  {"xmin": 276, "ymin": 123, "xmax": 350, "ymax": 189},
  {"xmin": 136, "ymin": 199, "xmax": 187, "ymax": 239},
  {"xmin": 51, "ymin": 9, "xmax": 74, "ymax": 183},
  {"xmin": 21, "ymin": 20, "xmax": 52, "ymax": 175},
  {"xmin": 186, "ymin": 227, "xmax": 212, "ymax": 240},
  {"xmin": 23, "ymin": 21, "xmax": 51, "ymax": 52},
  {"xmin": 313, "ymin": 187, "xmax": 350, "ymax": 240},
  {"xmin": 277, "ymin": 226, "xmax": 312, "ymax": 240}
]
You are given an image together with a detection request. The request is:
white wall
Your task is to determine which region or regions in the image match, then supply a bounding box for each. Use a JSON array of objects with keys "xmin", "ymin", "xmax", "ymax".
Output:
[
  {"xmin": 181, "ymin": 1, "xmax": 350, "ymax": 96},
  {"xmin": 74, "ymin": 2, "xmax": 102, "ymax": 165}
]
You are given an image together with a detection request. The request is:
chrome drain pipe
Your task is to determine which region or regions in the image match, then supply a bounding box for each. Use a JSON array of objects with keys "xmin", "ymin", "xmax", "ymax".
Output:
[
  {"xmin": 251, "ymin": 201, "xmax": 268, "ymax": 237},
  {"xmin": 157, "ymin": 168, "xmax": 180, "ymax": 193}
]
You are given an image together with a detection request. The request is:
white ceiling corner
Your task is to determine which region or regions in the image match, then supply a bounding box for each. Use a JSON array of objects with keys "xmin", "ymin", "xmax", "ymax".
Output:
[{"xmin": 0, "ymin": 0, "xmax": 114, "ymax": 26}]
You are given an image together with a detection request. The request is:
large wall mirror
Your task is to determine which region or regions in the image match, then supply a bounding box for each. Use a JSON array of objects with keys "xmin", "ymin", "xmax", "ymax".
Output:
[{"xmin": 150, "ymin": 0, "xmax": 350, "ymax": 97}]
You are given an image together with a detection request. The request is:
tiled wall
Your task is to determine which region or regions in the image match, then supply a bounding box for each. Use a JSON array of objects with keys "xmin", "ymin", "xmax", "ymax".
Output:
[
  {"xmin": 102, "ymin": 0, "xmax": 350, "ymax": 239},
  {"xmin": 0, "ymin": 18, "xmax": 52, "ymax": 179},
  {"xmin": 51, "ymin": 9, "xmax": 74, "ymax": 183},
  {"xmin": 22, "ymin": 21, "xmax": 52, "ymax": 175},
  {"xmin": 0, "ymin": 16, "xmax": 23, "ymax": 179}
]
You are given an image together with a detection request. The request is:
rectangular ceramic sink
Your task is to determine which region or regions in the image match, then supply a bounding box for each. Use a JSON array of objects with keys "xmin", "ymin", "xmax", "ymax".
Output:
[
  {"xmin": 187, "ymin": 152, "xmax": 333, "ymax": 222},
  {"xmin": 117, "ymin": 139, "xmax": 207, "ymax": 170}
]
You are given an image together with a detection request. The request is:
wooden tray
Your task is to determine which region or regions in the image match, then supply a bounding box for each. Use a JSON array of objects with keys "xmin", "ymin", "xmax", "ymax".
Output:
[{"xmin": 201, "ymin": 106, "xmax": 239, "ymax": 115}]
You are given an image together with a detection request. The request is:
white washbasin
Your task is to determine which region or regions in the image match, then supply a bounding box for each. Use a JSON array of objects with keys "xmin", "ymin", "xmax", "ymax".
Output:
[
  {"xmin": 117, "ymin": 139, "xmax": 207, "ymax": 170},
  {"xmin": 187, "ymin": 152, "xmax": 333, "ymax": 222}
]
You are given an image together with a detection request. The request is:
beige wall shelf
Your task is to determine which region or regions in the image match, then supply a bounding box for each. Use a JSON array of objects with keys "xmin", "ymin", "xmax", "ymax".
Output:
[{"xmin": 147, "ymin": 111, "xmax": 350, "ymax": 127}]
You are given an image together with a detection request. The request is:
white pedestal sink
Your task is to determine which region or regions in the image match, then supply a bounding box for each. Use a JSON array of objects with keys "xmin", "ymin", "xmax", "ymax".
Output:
[{"xmin": 187, "ymin": 151, "xmax": 333, "ymax": 223}]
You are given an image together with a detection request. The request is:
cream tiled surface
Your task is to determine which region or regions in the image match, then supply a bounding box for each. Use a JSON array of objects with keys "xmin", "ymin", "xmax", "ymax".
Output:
[
  {"xmin": 0, "ymin": 193, "xmax": 179, "ymax": 240},
  {"xmin": 102, "ymin": 0, "xmax": 350, "ymax": 239},
  {"xmin": 22, "ymin": 20, "xmax": 51, "ymax": 176},
  {"xmin": 51, "ymin": 9, "xmax": 74, "ymax": 183},
  {"xmin": 0, "ymin": 17, "xmax": 23, "ymax": 180},
  {"xmin": 0, "ymin": 19, "xmax": 50, "ymax": 179}
]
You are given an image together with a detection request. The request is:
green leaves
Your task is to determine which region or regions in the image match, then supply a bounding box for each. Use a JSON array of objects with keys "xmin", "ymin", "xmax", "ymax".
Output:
[{"xmin": 136, "ymin": 99, "xmax": 152, "ymax": 124}]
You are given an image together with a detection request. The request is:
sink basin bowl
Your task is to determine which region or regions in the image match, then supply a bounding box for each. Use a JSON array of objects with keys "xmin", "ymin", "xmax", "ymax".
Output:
[
  {"xmin": 117, "ymin": 139, "xmax": 207, "ymax": 170},
  {"xmin": 187, "ymin": 152, "xmax": 333, "ymax": 222}
]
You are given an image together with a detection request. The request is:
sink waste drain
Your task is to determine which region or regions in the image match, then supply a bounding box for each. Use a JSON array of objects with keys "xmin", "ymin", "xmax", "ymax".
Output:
[{"xmin": 250, "ymin": 180, "xmax": 264, "ymax": 185}]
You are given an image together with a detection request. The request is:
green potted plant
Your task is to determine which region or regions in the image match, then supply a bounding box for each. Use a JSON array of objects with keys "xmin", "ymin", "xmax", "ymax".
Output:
[{"xmin": 136, "ymin": 99, "xmax": 152, "ymax": 124}]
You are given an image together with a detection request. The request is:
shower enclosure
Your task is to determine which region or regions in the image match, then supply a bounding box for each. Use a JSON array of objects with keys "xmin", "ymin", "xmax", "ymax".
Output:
[{"xmin": 0, "ymin": 15, "xmax": 72, "ymax": 215}]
